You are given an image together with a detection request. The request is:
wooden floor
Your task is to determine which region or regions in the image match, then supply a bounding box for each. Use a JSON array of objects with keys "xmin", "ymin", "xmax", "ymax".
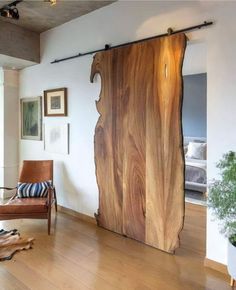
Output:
[
  {"xmin": 0, "ymin": 203, "xmax": 230, "ymax": 290},
  {"xmin": 180, "ymin": 202, "xmax": 206, "ymax": 257}
]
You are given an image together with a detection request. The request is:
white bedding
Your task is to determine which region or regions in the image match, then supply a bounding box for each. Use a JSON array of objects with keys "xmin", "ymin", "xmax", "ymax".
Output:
[
  {"xmin": 185, "ymin": 159, "xmax": 206, "ymax": 170},
  {"xmin": 184, "ymin": 136, "xmax": 207, "ymax": 193}
]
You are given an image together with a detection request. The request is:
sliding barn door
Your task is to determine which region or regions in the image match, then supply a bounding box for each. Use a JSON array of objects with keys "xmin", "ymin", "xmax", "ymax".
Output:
[{"xmin": 91, "ymin": 33, "xmax": 186, "ymax": 253}]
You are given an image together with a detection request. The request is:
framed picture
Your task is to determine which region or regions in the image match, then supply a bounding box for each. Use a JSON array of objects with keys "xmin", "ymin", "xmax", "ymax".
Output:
[
  {"xmin": 21, "ymin": 97, "xmax": 42, "ymax": 140},
  {"xmin": 44, "ymin": 88, "xmax": 67, "ymax": 116},
  {"xmin": 44, "ymin": 123, "xmax": 69, "ymax": 155}
]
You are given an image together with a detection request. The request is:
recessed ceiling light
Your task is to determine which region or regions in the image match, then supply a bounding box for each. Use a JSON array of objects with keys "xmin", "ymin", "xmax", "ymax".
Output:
[{"xmin": 0, "ymin": 0, "xmax": 22, "ymax": 20}]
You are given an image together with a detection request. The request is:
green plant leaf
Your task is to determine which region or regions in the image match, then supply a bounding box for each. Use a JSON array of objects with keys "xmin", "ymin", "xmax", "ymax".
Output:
[{"xmin": 208, "ymin": 151, "xmax": 236, "ymax": 238}]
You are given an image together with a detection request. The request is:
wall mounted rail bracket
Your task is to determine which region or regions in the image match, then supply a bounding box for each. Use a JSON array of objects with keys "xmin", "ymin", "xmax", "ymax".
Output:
[{"xmin": 51, "ymin": 21, "xmax": 213, "ymax": 64}]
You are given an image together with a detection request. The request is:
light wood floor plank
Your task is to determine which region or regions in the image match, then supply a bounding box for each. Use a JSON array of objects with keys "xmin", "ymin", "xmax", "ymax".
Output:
[
  {"xmin": 2, "ymin": 259, "xmax": 60, "ymax": 290},
  {"xmin": 0, "ymin": 267, "xmax": 30, "ymax": 290}
]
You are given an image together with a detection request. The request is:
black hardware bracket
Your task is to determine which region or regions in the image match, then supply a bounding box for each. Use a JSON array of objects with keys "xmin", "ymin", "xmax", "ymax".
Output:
[{"xmin": 51, "ymin": 21, "xmax": 213, "ymax": 64}]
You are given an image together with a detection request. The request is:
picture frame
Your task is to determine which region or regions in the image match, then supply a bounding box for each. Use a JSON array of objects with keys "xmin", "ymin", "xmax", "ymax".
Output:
[
  {"xmin": 44, "ymin": 87, "xmax": 67, "ymax": 117},
  {"xmin": 21, "ymin": 96, "xmax": 42, "ymax": 140},
  {"xmin": 44, "ymin": 123, "xmax": 69, "ymax": 155}
]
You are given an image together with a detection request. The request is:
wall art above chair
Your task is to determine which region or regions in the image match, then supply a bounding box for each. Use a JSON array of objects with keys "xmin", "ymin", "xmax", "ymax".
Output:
[
  {"xmin": 44, "ymin": 87, "xmax": 67, "ymax": 117},
  {"xmin": 20, "ymin": 96, "xmax": 42, "ymax": 141},
  {"xmin": 44, "ymin": 123, "xmax": 69, "ymax": 155}
]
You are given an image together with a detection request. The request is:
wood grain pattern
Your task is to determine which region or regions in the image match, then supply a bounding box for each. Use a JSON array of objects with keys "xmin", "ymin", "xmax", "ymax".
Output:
[
  {"xmin": 91, "ymin": 33, "xmax": 186, "ymax": 253},
  {"xmin": 122, "ymin": 44, "xmax": 147, "ymax": 242},
  {"xmin": 91, "ymin": 52, "xmax": 123, "ymax": 234},
  {"xmin": 145, "ymin": 35, "xmax": 186, "ymax": 252}
]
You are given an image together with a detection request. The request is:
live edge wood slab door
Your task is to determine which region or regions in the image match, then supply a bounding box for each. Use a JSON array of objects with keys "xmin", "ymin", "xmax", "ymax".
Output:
[{"xmin": 91, "ymin": 33, "xmax": 187, "ymax": 253}]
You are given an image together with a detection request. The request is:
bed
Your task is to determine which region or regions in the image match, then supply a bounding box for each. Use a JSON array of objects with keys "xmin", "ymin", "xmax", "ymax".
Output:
[{"xmin": 184, "ymin": 137, "xmax": 207, "ymax": 193}]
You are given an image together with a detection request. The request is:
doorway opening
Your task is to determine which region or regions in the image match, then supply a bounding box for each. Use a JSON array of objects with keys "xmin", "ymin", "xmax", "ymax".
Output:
[
  {"xmin": 182, "ymin": 42, "xmax": 207, "ymax": 207},
  {"xmin": 180, "ymin": 41, "xmax": 207, "ymax": 257}
]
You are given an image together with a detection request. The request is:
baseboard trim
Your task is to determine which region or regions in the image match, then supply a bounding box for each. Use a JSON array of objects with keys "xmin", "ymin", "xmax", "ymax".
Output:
[
  {"xmin": 57, "ymin": 205, "xmax": 96, "ymax": 225},
  {"xmin": 204, "ymin": 258, "xmax": 229, "ymax": 276}
]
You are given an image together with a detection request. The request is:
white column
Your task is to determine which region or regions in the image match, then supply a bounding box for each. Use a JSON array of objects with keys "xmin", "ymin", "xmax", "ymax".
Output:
[
  {"xmin": 0, "ymin": 68, "xmax": 4, "ymax": 199},
  {"xmin": 0, "ymin": 68, "xmax": 19, "ymax": 199}
]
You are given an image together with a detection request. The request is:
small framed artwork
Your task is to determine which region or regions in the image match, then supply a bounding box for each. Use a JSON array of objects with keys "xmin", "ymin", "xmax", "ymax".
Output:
[
  {"xmin": 44, "ymin": 123, "xmax": 69, "ymax": 155},
  {"xmin": 44, "ymin": 88, "xmax": 67, "ymax": 117},
  {"xmin": 21, "ymin": 97, "xmax": 42, "ymax": 140}
]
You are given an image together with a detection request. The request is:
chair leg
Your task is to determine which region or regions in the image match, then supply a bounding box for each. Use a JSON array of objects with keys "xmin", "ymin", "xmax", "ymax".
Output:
[
  {"xmin": 48, "ymin": 215, "xmax": 51, "ymax": 235},
  {"xmin": 54, "ymin": 188, "xmax": 58, "ymax": 212}
]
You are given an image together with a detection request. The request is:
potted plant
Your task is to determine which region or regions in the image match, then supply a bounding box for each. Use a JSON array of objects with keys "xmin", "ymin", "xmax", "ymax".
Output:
[{"xmin": 208, "ymin": 151, "xmax": 236, "ymax": 286}]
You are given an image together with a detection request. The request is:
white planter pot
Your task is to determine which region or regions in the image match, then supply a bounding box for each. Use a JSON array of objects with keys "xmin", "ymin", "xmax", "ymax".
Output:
[{"xmin": 227, "ymin": 239, "xmax": 236, "ymax": 279}]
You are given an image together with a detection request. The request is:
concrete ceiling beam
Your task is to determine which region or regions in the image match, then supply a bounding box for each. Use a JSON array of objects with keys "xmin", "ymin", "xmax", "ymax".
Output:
[{"xmin": 0, "ymin": 20, "xmax": 40, "ymax": 64}]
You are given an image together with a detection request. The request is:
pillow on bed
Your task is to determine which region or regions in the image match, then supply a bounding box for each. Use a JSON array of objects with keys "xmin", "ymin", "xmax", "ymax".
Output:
[
  {"xmin": 186, "ymin": 142, "xmax": 207, "ymax": 160},
  {"xmin": 184, "ymin": 145, "xmax": 188, "ymax": 155}
]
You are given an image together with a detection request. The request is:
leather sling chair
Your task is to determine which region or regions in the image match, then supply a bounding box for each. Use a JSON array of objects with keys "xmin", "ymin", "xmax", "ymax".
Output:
[{"xmin": 0, "ymin": 160, "xmax": 57, "ymax": 235}]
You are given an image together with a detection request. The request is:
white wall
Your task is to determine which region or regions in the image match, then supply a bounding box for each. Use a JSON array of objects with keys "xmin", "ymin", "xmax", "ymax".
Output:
[
  {"xmin": 19, "ymin": 1, "xmax": 236, "ymax": 265},
  {"xmin": 183, "ymin": 42, "xmax": 206, "ymax": 76},
  {"xmin": 183, "ymin": 73, "xmax": 207, "ymax": 137}
]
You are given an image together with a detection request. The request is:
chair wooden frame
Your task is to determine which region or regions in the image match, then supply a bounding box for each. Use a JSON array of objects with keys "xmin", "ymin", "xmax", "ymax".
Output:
[{"xmin": 0, "ymin": 160, "xmax": 57, "ymax": 235}]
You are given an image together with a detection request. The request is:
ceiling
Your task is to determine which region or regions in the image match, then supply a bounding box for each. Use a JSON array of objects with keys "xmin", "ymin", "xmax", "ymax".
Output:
[{"xmin": 0, "ymin": 0, "xmax": 115, "ymax": 33}]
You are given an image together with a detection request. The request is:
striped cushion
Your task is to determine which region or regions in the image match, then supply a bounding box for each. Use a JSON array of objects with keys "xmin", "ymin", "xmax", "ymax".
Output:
[{"xmin": 17, "ymin": 181, "xmax": 52, "ymax": 198}]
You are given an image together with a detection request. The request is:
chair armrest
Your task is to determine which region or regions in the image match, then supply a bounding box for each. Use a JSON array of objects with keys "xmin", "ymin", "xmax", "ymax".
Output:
[
  {"xmin": 0, "ymin": 187, "xmax": 17, "ymax": 190},
  {"xmin": 0, "ymin": 187, "xmax": 17, "ymax": 201}
]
